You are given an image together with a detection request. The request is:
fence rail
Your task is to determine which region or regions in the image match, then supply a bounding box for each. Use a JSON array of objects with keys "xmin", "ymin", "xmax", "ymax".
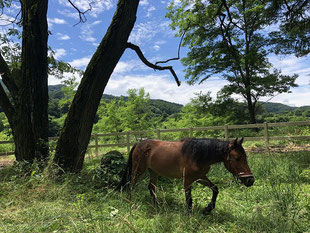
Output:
[{"xmin": 1, "ymin": 121, "xmax": 310, "ymax": 157}]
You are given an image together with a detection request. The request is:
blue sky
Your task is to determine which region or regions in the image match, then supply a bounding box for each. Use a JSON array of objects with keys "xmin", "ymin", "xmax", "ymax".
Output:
[{"xmin": 2, "ymin": 0, "xmax": 310, "ymax": 107}]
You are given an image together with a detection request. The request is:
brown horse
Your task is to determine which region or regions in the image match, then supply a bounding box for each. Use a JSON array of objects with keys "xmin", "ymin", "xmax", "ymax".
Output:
[{"xmin": 119, "ymin": 137, "xmax": 254, "ymax": 214}]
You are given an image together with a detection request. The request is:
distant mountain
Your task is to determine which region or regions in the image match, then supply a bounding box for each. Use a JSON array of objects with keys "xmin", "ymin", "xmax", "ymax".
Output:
[
  {"xmin": 47, "ymin": 85, "xmax": 309, "ymax": 115},
  {"xmin": 48, "ymin": 85, "xmax": 183, "ymax": 116},
  {"xmin": 259, "ymin": 102, "xmax": 310, "ymax": 114},
  {"xmin": 48, "ymin": 84, "xmax": 65, "ymax": 99},
  {"xmin": 260, "ymin": 102, "xmax": 295, "ymax": 114},
  {"xmin": 150, "ymin": 99, "xmax": 183, "ymax": 116}
]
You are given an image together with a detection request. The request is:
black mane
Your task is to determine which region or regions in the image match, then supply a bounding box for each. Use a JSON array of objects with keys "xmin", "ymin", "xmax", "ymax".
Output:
[{"xmin": 181, "ymin": 138, "xmax": 229, "ymax": 164}]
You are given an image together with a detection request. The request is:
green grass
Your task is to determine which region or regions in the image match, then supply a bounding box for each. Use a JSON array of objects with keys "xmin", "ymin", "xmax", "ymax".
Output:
[{"xmin": 0, "ymin": 151, "xmax": 309, "ymax": 233}]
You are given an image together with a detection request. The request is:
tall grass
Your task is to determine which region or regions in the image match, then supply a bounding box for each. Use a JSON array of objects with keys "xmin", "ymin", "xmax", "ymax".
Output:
[{"xmin": 0, "ymin": 151, "xmax": 309, "ymax": 232}]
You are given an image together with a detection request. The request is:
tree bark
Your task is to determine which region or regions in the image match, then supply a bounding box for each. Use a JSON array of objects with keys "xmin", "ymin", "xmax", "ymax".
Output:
[{"xmin": 54, "ymin": 0, "xmax": 140, "ymax": 172}]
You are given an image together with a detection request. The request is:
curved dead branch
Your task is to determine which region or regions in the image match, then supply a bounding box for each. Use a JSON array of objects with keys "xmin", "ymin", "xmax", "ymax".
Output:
[
  {"xmin": 155, "ymin": 30, "xmax": 186, "ymax": 66},
  {"xmin": 126, "ymin": 42, "xmax": 181, "ymax": 86}
]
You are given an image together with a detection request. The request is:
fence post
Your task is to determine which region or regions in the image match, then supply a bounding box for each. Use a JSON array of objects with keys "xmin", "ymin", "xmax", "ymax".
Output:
[
  {"xmin": 189, "ymin": 127, "xmax": 193, "ymax": 138},
  {"xmin": 264, "ymin": 122, "xmax": 270, "ymax": 149},
  {"xmin": 94, "ymin": 134, "xmax": 99, "ymax": 157},
  {"xmin": 156, "ymin": 129, "xmax": 161, "ymax": 139},
  {"xmin": 224, "ymin": 124, "xmax": 229, "ymax": 141},
  {"xmin": 126, "ymin": 131, "xmax": 131, "ymax": 153}
]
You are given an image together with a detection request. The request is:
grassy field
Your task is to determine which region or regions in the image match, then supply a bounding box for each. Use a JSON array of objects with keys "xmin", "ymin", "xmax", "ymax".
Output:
[{"xmin": 0, "ymin": 150, "xmax": 309, "ymax": 233}]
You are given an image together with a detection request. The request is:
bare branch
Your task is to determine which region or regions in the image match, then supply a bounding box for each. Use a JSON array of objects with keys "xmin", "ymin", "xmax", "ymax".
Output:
[
  {"xmin": 67, "ymin": 0, "xmax": 92, "ymax": 26},
  {"xmin": 155, "ymin": 30, "xmax": 186, "ymax": 65},
  {"xmin": 0, "ymin": 9, "xmax": 22, "ymax": 26},
  {"xmin": 126, "ymin": 42, "xmax": 181, "ymax": 86}
]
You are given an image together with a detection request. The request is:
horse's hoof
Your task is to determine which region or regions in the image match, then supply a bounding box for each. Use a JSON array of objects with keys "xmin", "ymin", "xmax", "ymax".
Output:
[{"xmin": 202, "ymin": 206, "xmax": 212, "ymax": 215}]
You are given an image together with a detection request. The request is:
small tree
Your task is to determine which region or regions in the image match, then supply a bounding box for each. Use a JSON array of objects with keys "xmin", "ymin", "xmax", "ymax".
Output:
[{"xmin": 121, "ymin": 88, "xmax": 160, "ymax": 132}]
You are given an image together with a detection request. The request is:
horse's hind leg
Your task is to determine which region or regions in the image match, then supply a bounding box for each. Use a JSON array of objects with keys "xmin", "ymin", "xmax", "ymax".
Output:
[
  {"xmin": 130, "ymin": 155, "xmax": 147, "ymax": 189},
  {"xmin": 148, "ymin": 169, "xmax": 158, "ymax": 206},
  {"xmin": 197, "ymin": 176, "xmax": 218, "ymax": 215}
]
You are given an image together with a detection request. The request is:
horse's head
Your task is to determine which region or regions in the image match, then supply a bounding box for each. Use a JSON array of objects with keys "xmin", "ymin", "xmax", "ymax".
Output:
[{"xmin": 224, "ymin": 137, "xmax": 255, "ymax": 187}]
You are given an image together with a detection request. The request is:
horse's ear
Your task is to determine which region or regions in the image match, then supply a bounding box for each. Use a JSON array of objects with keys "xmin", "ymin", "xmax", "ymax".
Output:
[
  {"xmin": 234, "ymin": 137, "xmax": 238, "ymax": 145},
  {"xmin": 238, "ymin": 137, "xmax": 244, "ymax": 145},
  {"xmin": 229, "ymin": 137, "xmax": 238, "ymax": 149}
]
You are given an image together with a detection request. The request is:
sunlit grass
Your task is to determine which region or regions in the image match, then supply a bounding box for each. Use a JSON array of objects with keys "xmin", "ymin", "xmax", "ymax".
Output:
[{"xmin": 0, "ymin": 151, "xmax": 309, "ymax": 232}]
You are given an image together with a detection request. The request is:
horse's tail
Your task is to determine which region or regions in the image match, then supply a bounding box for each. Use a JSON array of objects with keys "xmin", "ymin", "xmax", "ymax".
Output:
[{"xmin": 117, "ymin": 143, "xmax": 137, "ymax": 191}]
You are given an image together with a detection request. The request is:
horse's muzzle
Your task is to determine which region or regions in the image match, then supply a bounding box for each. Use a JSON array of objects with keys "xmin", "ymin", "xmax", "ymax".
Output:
[{"xmin": 238, "ymin": 173, "xmax": 255, "ymax": 187}]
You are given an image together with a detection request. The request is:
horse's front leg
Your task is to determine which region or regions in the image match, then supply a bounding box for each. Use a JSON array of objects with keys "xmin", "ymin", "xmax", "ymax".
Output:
[
  {"xmin": 197, "ymin": 176, "xmax": 218, "ymax": 215},
  {"xmin": 184, "ymin": 176, "xmax": 194, "ymax": 213}
]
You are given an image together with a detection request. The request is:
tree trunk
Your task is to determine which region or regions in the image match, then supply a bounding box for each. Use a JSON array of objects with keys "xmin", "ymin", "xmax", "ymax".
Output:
[
  {"xmin": 20, "ymin": 0, "xmax": 48, "ymax": 159},
  {"xmin": 11, "ymin": 111, "xmax": 35, "ymax": 162},
  {"xmin": 54, "ymin": 0, "xmax": 139, "ymax": 172},
  {"xmin": 246, "ymin": 94, "xmax": 257, "ymax": 124},
  {"xmin": 20, "ymin": 0, "xmax": 49, "ymax": 161},
  {"xmin": 0, "ymin": 0, "xmax": 49, "ymax": 163}
]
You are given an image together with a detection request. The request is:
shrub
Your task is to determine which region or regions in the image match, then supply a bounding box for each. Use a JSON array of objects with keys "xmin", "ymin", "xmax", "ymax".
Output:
[{"xmin": 93, "ymin": 150, "xmax": 127, "ymax": 188}]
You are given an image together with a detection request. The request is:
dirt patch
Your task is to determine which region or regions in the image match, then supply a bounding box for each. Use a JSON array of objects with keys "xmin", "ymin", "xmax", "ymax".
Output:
[
  {"xmin": 247, "ymin": 144, "xmax": 310, "ymax": 153},
  {"xmin": 0, "ymin": 160, "xmax": 14, "ymax": 169}
]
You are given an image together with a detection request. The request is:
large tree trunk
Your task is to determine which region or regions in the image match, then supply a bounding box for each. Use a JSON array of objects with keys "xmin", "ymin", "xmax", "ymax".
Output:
[
  {"xmin": 19, "ymin": 0, "xmax": 49, "ymax": 161},
  {"xmin": 0, "ymin": 0, "xmax": 49, "ymax": 163},
  {"xmin": 54, "ymin": 0, "xmax": 139, "ymax": 172}
]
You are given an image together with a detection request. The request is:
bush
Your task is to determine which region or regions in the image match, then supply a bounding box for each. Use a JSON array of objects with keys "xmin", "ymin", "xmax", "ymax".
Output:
[{"xmin": 93, "ymin": 150, "xmax": 127, "ymax": 188}]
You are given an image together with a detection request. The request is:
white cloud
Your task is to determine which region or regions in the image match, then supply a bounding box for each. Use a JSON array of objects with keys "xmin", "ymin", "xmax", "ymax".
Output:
[
  {"xmin": 260, "ymin": 85, "xmax": 310, "ymax": 107},
  {"xmin": 153, "ymin": 45, "xmax": 160, "ymax": 51},
  {"xmin": 48, "ymin": 71, "xmax": 82, "ymax": 86},
  {"xmin": 140, "ymin": 0, "xmax": 149, "ymax": 6},
  {"xmin": 113, "ymin": 59, "xmax": 149, "ymax": 74},
  {"xmin": 54, "ymin": 48, "xmax": 67, "ymax": 59},
  {"xmin": 70, "ymin": 56, "xmax": 91, "ymax": 68},
  {"xmin": 57, "ymin": 9, "xmax": 80, "ymax": 20},
  {"xmin": 268, "ymin": 54, "xmax": 310, "ymax": 86},
  {"xmin": 79, "ymin": 20, "xmax": 102, "ymax": 43},
  {"xmin": 105, "ymin": 74, "xmax": 227, "ymax": 105},
  {"xmin": 152, "ymin": 40, "xmax": 167, "ymax": 51},
  {"xmin": 49, "ymin": 17, "xmax": 67, "ymax": 25},
  {"xmin": 56, "ymin": 33, "xmax": 71, "ymax": 40},
  {"xmin": 129, "ymin": 20, "xmax": 173, "ymax": 45},
  {"xmin": 58, "ymin": 0, "xmax": 114, "ymax": 18},
  {"xmin": 114, "ymin": 61, "xmax": 132, "ymax": 74},
  {"xmin": 146, "ymin": 6, "xmax": 156, "ymax": 17}
]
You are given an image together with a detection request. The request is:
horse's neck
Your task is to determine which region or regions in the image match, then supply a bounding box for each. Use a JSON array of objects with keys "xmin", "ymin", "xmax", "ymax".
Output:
[
  {"xmin": 210, "ymin": 154, "xmax": 225, "ymax": 164},
  {"xmin": 210, "ymin": 143, "xmax": 228, "ymax": 164}
]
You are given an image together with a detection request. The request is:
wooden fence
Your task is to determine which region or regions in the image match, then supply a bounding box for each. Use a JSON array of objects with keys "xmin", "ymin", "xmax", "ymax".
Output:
[{"xmin": 1, "ymin": 121, "xmax": 310, "ymax": 157}]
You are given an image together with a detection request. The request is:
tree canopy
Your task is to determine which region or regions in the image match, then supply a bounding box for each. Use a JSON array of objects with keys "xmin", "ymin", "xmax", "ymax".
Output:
[
  {"xmin": 269, "ymin": 0, "xmax": 310, "ymax": 57},
  {"xmin": 167, "ymin": 0, "xmax": 298, "ymax": 124}
]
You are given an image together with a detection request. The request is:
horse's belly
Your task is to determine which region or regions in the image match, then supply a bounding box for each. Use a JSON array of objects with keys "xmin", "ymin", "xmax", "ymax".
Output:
[{"xmin": 148, "ymin": 153, "xmax": 183, "ymax": 178}]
